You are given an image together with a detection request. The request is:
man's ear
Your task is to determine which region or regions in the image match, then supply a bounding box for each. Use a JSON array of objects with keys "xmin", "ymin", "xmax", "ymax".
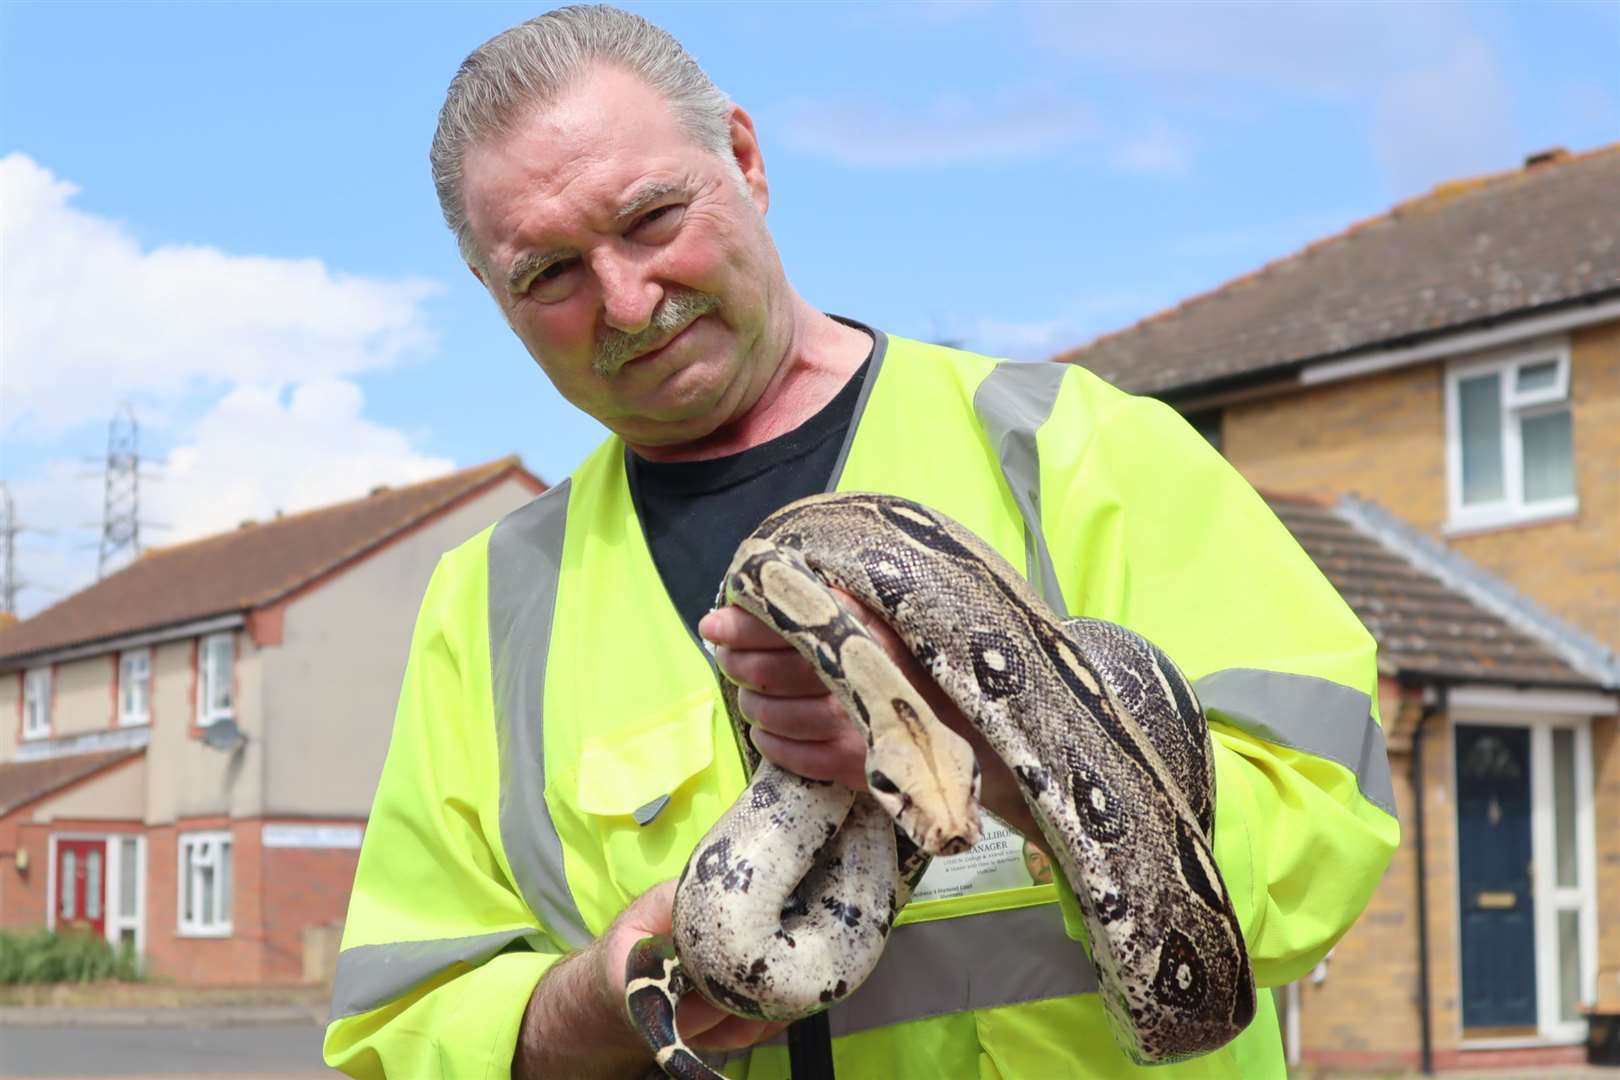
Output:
[
  {"xmin": 468, "ymin": 263, "xmax": 487, "ymax": 286},
  {"xmin": 728, "ymin": 104, "xmax": 769, "ymax": 214}
]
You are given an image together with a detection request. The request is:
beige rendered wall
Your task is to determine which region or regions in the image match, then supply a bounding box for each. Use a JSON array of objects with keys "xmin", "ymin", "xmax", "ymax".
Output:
[
  {"xmin": 27, "ymin": 757, "xmax": 146, "ymax": 823},
  {"xmin": 1224, "ymin": 320, "xmax": 1620, "ymax": 649},
  {"xmin": 261, "ymin": 477, "xmax": 539, "ymax": 817},
  {"xmin": 1, "ymin": 672, "xmax": 17, "ymax": 759},
  {"xmin": 142, "ymin": 632, "xmax": 265, "ymax": 824}
]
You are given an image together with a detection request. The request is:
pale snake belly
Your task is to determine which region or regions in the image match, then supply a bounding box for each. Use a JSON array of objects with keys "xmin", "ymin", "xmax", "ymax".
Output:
[{"xmin": 625, "ymin": 493, "xmax": 1255, "ymax": 1077}]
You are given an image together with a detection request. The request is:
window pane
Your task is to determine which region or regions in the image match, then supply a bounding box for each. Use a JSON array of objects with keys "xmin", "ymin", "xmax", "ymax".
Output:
[
  {"xmin": 183, "ymin": 845, "xmax": 195, "ymax": 923},
  {"xmin": 206, "ymin": 638, "xmax": 232, "ymax": 713},
  {"xmin": 86, "ymin": 851, "xmax": 102, "ymax": 921},
  {"xmin": 1521, "ymin": 409, "xmax": 1575, "ymax": 503},
  {"xmin": 1459, "ymin": 373, "xmax": 1504, "ymax": 505},
  {"xmin": 1559, "ymin": 909, "xmax": 1582, "ymax": 1023},
  {"xmin": 199, "ymin": 858, "xmax": 215, "ymax": 927},
  {"xmin": 1553, "ymin": 728, "xmax": 1578, "ymax": 888},
  {"xmin": 119, "ymin": 838, "xmax": 138, "ymax": 918},
  {"xmin": 61, "ymin": 852, "xmax": 76, "ymax": 919},
  {"xmin": 219, "ymin": 841, "xmax": 233, "ymax": 926},
  {"xmin": 1516, "ymin": 359, "xmax": 1559, "ymax": 395}
]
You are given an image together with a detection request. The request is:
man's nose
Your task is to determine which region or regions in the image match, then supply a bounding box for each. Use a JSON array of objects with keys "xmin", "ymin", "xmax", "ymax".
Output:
[{"xmin": 594, "ymin": 249, "xmax": 661, "ymax": 334}]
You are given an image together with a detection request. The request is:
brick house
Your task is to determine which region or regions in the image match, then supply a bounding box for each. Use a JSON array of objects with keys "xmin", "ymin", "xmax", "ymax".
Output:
[
  {"xmin": 0, "ymin": 457, "xmax": 543, "ymax": 985},
  {"xmin": 1057, "ymin": 145, "xmax": 1619, "ymax": 1071}
]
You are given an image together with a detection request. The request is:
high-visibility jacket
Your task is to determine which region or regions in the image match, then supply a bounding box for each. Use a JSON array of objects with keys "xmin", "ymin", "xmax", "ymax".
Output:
[{"xmin": 324, "ymin": 333, "xmax": 1398, "ymax": 1079}]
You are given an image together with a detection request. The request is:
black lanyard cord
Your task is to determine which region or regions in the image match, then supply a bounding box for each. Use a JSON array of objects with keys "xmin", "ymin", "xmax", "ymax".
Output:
[{"xmin": 787, "ymin": 1013, "xmax": 835, "ymax": 1080}]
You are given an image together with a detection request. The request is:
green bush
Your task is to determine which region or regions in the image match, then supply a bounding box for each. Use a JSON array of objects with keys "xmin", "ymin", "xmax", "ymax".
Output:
[{"xmin": 0, "ymin": 929, "xmax": 142, "ymax": 984}]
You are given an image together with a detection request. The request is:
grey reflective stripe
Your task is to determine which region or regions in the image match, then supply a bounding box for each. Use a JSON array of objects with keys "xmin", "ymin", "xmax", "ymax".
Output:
[
  {"xmin": 973, "ymin": 361, "xmax": 1071, "ymax": 616},
  {"xmin": 825, "ymin": 327, "xmax": 889, "ymax": 489},
  {"xmin": 488, "ymin": 479, "xmax": 592, "ymax": 948},
  {"xmin": 1197, "ymin": 667, "xmax": 1396, "ymax": 817},
  {"xmin": 830, "ymin": 904, "xmax": 1095, "ymax": 1036},
  {"xmin": 329, "ymin": 928, "xmax": 536, "ymax": 1020}
]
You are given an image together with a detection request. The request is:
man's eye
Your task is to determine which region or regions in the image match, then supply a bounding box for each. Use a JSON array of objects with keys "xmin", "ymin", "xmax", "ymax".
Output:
[
  {"xmin": 526, "ymin": 258, "xmax": 579, "ymax": 301},
  {"xmin": 634, "ymin": 205, "xmax": 682, "ymax": 234},
  {"xmin": 538, "ymin": 259, "xmax": 576, "ymax": 282}
]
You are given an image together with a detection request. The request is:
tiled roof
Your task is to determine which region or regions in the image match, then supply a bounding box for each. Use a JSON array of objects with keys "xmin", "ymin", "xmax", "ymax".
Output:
[
  {"xmin": 0, "ymin": 748, "xmax": 142, "ymax": 818},
  {"xmin": 1268, "ymin": 493, "xmax": 1601, "ymax": 688},
  {"xmin": 1056, "ymin": 145, "xmax": 1620, "ymax": 397},
  {"xmin": 0, "ymin": 457, "xmax": 542, "ymax": 665}
]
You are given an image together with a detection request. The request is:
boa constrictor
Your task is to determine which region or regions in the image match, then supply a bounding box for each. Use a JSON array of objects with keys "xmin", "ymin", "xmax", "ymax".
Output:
[{"xmin": 625, "ymin": 493, "xmax": 1254, "ymax": 1077}]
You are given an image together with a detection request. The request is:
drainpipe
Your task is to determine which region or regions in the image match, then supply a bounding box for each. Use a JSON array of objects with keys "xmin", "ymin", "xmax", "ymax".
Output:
[{"xmin": 1412, "ymin": 684, "xmax": 1446, "ymax": 1077}]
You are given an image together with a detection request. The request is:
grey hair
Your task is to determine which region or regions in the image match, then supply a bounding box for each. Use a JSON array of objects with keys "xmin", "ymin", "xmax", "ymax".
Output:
[{"xmin": 431, "ymin": 5, "xmax": 734, "ymax": 268}]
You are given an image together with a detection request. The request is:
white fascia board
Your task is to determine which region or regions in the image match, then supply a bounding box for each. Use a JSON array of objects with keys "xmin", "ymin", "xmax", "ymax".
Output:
[
  {"xmin": 1448, "ymin": 684, "xmax": 1620, "ymax": 716},
  {"xmin": 2, "ymin": 613, "xmax": 246, "ymax": 672},
  {"xmin": 1299, "ymin": 296, "xmax": 1620, "ymax": 386}
]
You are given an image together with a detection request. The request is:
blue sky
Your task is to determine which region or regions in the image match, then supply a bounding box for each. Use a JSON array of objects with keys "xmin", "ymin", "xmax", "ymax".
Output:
[{"xmin": 2, "ymin": 0, "xmax": 1617, "ymax": 615}]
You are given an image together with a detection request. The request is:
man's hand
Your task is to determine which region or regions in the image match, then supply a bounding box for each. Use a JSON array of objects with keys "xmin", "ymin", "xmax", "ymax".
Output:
[
  {"xmin": 514, "ymin": 881, "xmax": 786, "ymax": 1079},
  {"xmin": 699, "ymin": 593, "xmax": 1050, "ymax": 856}
]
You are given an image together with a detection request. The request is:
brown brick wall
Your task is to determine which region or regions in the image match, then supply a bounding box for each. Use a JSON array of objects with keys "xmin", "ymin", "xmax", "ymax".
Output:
[
  {"xmin": 1224, "ymin": 320, "xmax": 1620, "ymax": 649},
  {"xmin": 261, "ymin": 844, "xmax": 360, "ymax": 982},
  {"xmin": 1, "ymin": 821, "xmax": 52, "ymax": 929},
  {"xmin": 144, "ymin": 820, "xmax": 263, "ymax": 984},
  {"xmin": 1225, "ymin": 359, "xmax": 1447, "ymax": 529}
]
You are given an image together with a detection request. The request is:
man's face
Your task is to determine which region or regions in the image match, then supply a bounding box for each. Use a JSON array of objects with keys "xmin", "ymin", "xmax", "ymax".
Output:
[{"xmin": 461, "ymin": 66, "xmax": 786, "ymax": 449}]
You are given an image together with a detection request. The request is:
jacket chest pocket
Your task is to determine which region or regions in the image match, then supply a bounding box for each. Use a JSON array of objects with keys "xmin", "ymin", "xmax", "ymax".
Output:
[{"xmin": 548, "ymin": 691, "xmax": 745, "ymax": 920}]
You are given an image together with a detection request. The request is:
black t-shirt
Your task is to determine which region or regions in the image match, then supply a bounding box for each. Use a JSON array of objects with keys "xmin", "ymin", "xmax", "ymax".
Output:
[{"xmin": 627, "ymin": 341, "xmax": 876, "ymax": 639}]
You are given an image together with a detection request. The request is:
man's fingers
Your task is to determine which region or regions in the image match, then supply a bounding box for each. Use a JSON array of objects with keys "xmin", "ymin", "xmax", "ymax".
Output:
[
  {"xmin": 699, "ymin": 606, "xmax": 793, "ymax": 649},
  {"xmin": 751, "ymin": 727, "xmax": 868, "ymax": 790},
  {"xmin": 736, "ymin": 690, "xmax": 848, "ymax": 741},
  {"xmin": 714, "ymin": 645, "xmax": 828, "ymax": 696}
]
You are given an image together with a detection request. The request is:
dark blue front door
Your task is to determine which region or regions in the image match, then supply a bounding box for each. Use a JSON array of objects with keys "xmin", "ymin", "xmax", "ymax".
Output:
[{"xmin": 1456, "ymin": 724, "xmax": 1537, "ymax": 1029}]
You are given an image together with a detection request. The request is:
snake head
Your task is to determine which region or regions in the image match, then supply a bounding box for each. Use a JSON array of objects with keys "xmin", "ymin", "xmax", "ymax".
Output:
[{"xmin": 867, "ymin": 754, "xmax": 982, "ymax": 856}]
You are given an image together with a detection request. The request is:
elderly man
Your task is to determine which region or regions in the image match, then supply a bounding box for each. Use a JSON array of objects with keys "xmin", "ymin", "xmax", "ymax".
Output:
[{"xmin": 324, "ymin": 7, "xmax": 1397, "ymax": 1078}]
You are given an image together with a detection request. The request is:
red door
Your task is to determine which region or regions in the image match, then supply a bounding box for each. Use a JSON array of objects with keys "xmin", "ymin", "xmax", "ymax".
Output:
[{"xmin": 56, "ymin": 838, "xmax": 107, "ymax": 937}]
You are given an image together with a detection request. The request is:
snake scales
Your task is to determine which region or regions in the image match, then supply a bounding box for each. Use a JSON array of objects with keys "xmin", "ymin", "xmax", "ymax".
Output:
[{"xmin": 625, "ymin": 493, "xmax": 1254, "ymax": 1077}]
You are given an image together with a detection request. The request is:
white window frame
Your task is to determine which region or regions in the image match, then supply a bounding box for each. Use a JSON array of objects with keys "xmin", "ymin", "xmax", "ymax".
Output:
[
  {"xmin": 118, "ymin": 650, "xmax": 151, "ymax": 727},
  {"xmin": 1444, "ymin": 338, "xmax": 1577, "ymax": 534},
  {"xmin": 1450, "ymin": 708, "xmax": 1599, "ymax": 1047},
  {"xmin": 22, "ymin": 667, "xmax": 51, "ymax": 740},
  {"xmin": 196, "ymin": 633, "xmax": 234, "ymax": 728},
  {"xmin": 177, "ymin": 831, "xmax": 233, "ymax": 937}
]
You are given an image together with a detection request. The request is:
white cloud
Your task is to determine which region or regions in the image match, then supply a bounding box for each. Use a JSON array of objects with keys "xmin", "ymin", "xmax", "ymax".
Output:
[
  {"xmin": 1374, "ymin": 37, "xmax": 1518, "ymax": 197},
  {"xmin": 0, "ymin": 153, "xmax": 442, "ymax": 439},
  {"xmin": 152, "ymin": 379, "xmax": 455, "ymax": 541},
  {"xmin": 0, "ymin": 155, "xmax": 461, "ymax": 615},
  {"xmin": 779, "ymin": 89, "xmax": 1093, "ymax": 166}
]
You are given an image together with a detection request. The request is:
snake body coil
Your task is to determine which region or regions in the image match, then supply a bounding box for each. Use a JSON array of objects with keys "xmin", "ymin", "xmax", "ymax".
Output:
[{"xmin": 626, "ymin": 493, "xmax": 1254, "ymax": 1077}]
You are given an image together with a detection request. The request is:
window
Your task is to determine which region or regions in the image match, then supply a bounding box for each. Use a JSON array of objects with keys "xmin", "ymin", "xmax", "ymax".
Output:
[
  {"xmin": 119, "ymin": 651, "xmax": 151, "ymax": 726},
  {"xmin": 178, "ymin": 832, "xmax": 232, "ymax": 936},
  {"xmin": 1446, "ymin": 341, "xmax": 1576, "ymax": 530},
  {"xmin": 197, "ymin": 633, "xmax": 234, "ymax": 727},
  {"xmin": 23, "ymin": 668, "xmax": 51, "ymax": 739}
]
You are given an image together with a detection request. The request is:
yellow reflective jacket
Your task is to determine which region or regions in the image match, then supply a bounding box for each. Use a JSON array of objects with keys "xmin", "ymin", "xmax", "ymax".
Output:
[{"xmin": 325, "ymin": 333, "xmax": 1399, "ymax": 1079}]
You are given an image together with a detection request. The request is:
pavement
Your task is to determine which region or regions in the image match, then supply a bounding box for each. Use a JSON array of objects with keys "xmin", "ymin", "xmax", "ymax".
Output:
[{"xmin": 0, "ymin": 1007, "xmax": 334, "ymax": 1078}]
